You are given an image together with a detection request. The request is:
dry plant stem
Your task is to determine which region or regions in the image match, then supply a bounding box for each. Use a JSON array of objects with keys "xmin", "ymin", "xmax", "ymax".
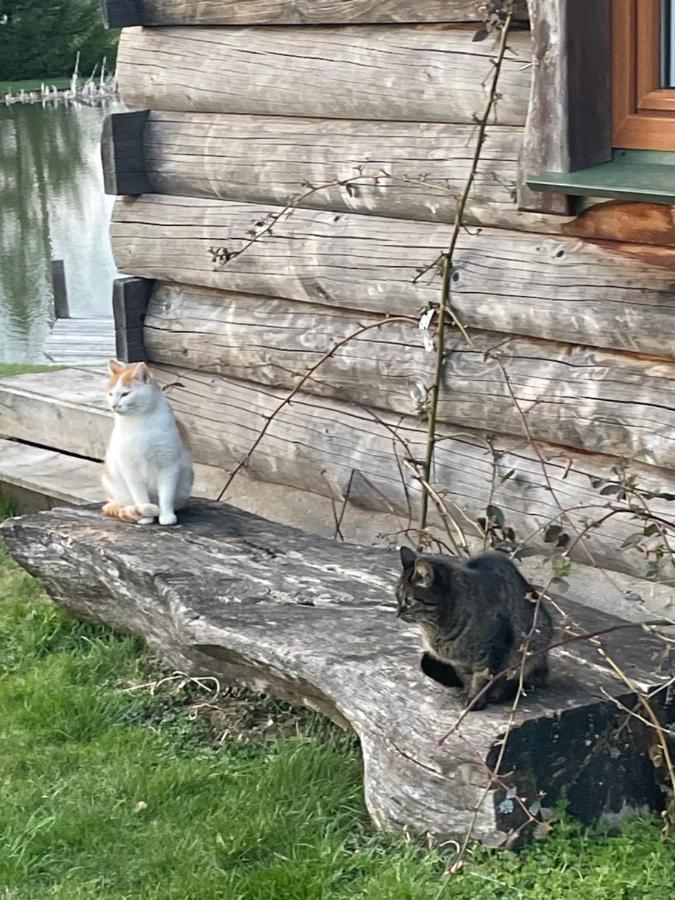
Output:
[
  {"xmin": 453, "ymin": 593, "xmax": 557, "ymax": 855},
  {"xmin": 437, "ymin": 616, "xmax": 673, "ymax": 746},
  {"xmin": 597, "ymin": 646, "xmax": 675, "ymax": 796},
  {"xmin": 403, "ymin": 458, "xmax": 469, "ymax": 556},
  {"xmin": 418, "ymin": 9, "xmax": 514, "ymax": 531},
  {"xmin": 419, "ymin": 257, "xmax": 450, "ymax": 532},
  {"xmin": 217, "ymin": 316, "xmax": 417, "ymax": 500},
  {"xmin": 601, "ymin": 689, "xmax": 675, "ymax": 738}
]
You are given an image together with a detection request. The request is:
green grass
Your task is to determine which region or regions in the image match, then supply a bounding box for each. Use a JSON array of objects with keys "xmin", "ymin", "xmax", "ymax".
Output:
[
  {"xmin": 0, "ymin": 364, "xmax": 58, "ymax": 378},
  {"xmin": 0, "ymin": 496, "xmax": 673, "ymax": 899},
  {"xmin": 0, "ymin": 78, "xmax": 71, "ymax": 96}
]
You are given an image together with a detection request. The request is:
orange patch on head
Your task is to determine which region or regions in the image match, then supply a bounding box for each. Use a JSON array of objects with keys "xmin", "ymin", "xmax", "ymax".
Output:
[{"xmin": 107, "ymin": 360, "xmax": 152, "ymax": 389}]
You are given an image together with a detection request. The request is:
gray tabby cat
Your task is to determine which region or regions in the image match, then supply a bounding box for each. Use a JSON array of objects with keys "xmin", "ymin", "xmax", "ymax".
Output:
[{"xmin": 396, "ymin": 547, "xmax": 553, "ymax": 710}]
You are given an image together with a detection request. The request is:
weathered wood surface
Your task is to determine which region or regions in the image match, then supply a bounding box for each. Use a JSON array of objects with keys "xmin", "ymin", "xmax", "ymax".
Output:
[
  {"xmin": 101, "ymin": 110, "xmax": 151, "ymax": 196},
  {"xmin": 2, "ymin": 366, "xmax": 675, "ymax": 582},
  {"xmin": 43, "ymin": 318, "xmax": 115, "ymax": 365},
  {"xmin": 3, "ymin": 502, "xmax": 672, "ymax": 843},
  {"xmin": 0, "ymin": 439, "xmax": 103, "ymax": 511},
  {"xmin": 101, "ymin": 0, "xmax": 142, "ymax": 28},
  {"xmin": 50, "ymin": 259, "xmax": 69, "ymax": 319},
  {"xmin": 144, "ymin": 283, "xmax": 675, "ymax": 470},
  {"xmin": 113, "ymin": 277, "xmax": 152, "ymax": 363},
  {"xmin": 111, "ymin": 195, "xmax": 675, "ymax": 358},
  {"xmin": 143, "ymin": 112, "xmax": 527, "ymax": 229},
  {"xmin": 519, "ymin": 0, "xmax": 611, "ymax": 213},
  {"xmin": 123, "ymin": 0, "xmax": 529, "ymax": 25},
  {"xmin": 116, "ymin": 26, "xmax": 532, "ymax": 125}
]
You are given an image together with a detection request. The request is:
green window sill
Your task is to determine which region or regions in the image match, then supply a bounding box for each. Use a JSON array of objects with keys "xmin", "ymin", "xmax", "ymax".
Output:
[{"xmin": 527, "ymin": 149, "xmax": 675, "ymax": 205}]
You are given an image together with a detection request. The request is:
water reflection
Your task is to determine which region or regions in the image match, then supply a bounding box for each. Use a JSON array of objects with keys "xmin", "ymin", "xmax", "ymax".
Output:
[{"xmin": 0, "ymin": 100, "xmax": 123, "ymax": 363}]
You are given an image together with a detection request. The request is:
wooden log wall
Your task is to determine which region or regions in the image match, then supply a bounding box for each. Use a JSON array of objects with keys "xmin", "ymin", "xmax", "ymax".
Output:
[
  {"xmin": 105, "ymin": 6, "xmax": 675, "ymax": 578},
  {"xmin": 116, "ymin": 26, "xmax": 532, "ymax": 124},
  {"xmin": 112, "ymin": 1, "xmax": 529, "ymax": 26},
  {"xmin": 4, "ymin": 365, "xmax": 674, "ymax": 581},
  {"xmin": 144, "ymin": 282, "xmax": 675, "ymax": 471},
  {"xmin": 112, "ymin": 196, "xmax": 675, "ymax": 359}
]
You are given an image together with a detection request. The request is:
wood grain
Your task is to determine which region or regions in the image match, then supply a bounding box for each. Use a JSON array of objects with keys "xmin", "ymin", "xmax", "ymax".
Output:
[
  {"xmin": 3, "ymin": 365, "xmax": 675, "ymax": 581},
  {"xmin": 143, "ymin": 112, "xmax": 528, "ymax": 229},
  {"xmin": 101, "ymin": 110, "xmax": 150, "ymax": 196},
  {"xmin": 116, "ymin": 25, "xmax": 533, "ymax": 125},
  {"xmin": 113, "ymin": 277, "xmax": 152, "ymax": 363},
  {"xmin": 144, "ymin": 283, "xmax": 675, "ymax": 470},
  {"xmin": 110, "ymin": 195, "xmax": 675, "ymax": 358},
  {"xmin": 519, "ymin": 0, "xmax": 611, "ymax": 213},
  {"xmin": 135, "ymin": 0, "xmax": 529, "ymax": 25},
  {"xmin": 4, "ymin": 502, "xmax": 672, "ymax": 844},
  {"xmin": 0, "ymin": 438, "xmax": 104, "ymax": 510}
]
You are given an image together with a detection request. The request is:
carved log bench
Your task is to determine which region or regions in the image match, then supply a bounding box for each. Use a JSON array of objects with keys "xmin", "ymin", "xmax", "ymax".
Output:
[{"xmin": 2, "ymin": 501, "xmax": 673, "ymax": 847}]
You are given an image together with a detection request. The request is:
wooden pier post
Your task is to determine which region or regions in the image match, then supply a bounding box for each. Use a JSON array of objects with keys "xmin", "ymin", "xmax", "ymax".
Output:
[{"xmin": 50, "ymin": 259, "xmax": 70, "ymax": 319}]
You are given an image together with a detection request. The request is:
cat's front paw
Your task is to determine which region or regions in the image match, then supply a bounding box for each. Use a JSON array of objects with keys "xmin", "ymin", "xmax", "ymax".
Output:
[{"xmin": 159, "ymin": 513, "xmax": 178, "ymax": 526}]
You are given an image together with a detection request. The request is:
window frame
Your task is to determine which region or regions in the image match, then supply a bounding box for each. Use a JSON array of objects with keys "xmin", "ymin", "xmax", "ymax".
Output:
[{"xmin": 613, "ymin": 0, "xmax": 675, "ymax": 150}]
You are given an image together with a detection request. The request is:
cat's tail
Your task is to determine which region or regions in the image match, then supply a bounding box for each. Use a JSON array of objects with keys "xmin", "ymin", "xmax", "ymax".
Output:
[{"xmin": 102, "ymin": 502, "xmax": 160, "ymax": 524}]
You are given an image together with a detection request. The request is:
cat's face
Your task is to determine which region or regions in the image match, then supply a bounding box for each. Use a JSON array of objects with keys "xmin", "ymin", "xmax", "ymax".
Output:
[
  {"xmin": 395, "ymin": 547, "xmax": 442, "ymax": 625},
  {"xmin": 107, "ymin": 360, "xmax": 155, "ymax": 415}
]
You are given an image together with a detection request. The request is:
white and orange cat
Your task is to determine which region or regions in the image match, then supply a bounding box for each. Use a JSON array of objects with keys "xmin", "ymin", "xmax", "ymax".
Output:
[{"xmin": 102, "ymin": 360, "xmax": 193, "ymax": 525}]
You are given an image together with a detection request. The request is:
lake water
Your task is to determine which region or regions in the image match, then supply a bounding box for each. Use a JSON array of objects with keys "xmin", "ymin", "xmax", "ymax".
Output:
[{"xmin": 0, "ymin": 100, "xmax": 123, "ymax": 364}]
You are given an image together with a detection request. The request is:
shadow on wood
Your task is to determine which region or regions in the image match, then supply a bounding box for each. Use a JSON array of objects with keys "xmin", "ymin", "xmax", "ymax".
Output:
[{"xmin": 1, "ymin": 501, "xmax": 672, "ymax": 846}]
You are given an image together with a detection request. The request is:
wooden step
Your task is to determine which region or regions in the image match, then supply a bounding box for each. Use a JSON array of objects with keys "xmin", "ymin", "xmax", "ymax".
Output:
[
  {"xmin": 0, "ymin": 368, "xmax": 411, "ymax": 543},
  {"xmin": 0, "ymin": 439, "xmax": 103, "ymax": 512},
  {"xmin": 43, "ymin": 317, "xmax": 115, "ymax": 365}
]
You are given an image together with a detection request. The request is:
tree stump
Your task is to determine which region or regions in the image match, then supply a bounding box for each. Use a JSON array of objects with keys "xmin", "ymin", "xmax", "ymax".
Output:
[{"xmin": 2, "ymin": 501, "xmax": 673, "ymax": 846}]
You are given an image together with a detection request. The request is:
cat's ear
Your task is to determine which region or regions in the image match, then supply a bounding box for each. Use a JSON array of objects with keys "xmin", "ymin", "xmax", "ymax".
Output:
[
  {"xmin": 108, "ymin": 358, "xmax": 124, "ymax": 376},
  {"xmin": 412, "ymin": 557, "xmax": 434, "ymax": 589},
  {"xmin": 400, "ymin": 546, "xmax": 416, "ymax": 570},
  {"xmin": 132, "ymin": 362, "xmax": 151, "ymax": 383}
]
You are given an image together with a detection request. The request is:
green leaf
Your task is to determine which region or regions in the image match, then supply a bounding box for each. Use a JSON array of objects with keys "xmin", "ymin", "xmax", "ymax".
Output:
[
  {"xmin": 500, "ymin": 469, "xmax": 516, "ymax": 483},
  {"xmin": 543, "ymin": 525, "xmax": 562, "ymax": 543},
  {"xmin": 512, "ymin": 547, "xmax": 541, "ymax": 560},
  {"xmin": 643, "ymin": 524, "xmax": 660, "ymax": 537},
  {"xmin": 486, "ymin": 504, "xmax": 505, "ymax": 527},
  {"xmin": 550, "ymin": 577, "xmax": 570, "ymax": 593},
  {"xmin": 619, "ymin": 533, "xmax": 644, "ymax": 551},
  {"xmin": 550, "ymin": 553, "xmax": 572, "ymax": 578},
  {"xmin": 600, "ymin": 484, "xmax": 622, "ymax": 496}
]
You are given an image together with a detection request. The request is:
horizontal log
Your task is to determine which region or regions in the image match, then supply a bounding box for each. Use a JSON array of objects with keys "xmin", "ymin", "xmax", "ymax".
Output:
[
  {"xmin": 127, "ymin": 0, "xmax": 529, "ymax": 25},
  {"xmin": 159, "ymin": 366, "xmax": 675, "ymax": 584},
  {"xmin": 137, "ymin": 113, "xmax": 675, "ymax": 240},
  {"xmin": 143, "ymin": 112, "xmax": 526, "ymax": 229},
  {"xmin": 116, "ymin": 26, "xmax": 532, "ymax": 125},
  {"xmin": 111, "ymin": 195, "xmax": 675, "ymax": 358},
  {"xmin": 4, "ymin": 366, "xmax": 671, "ymax": 580},
  {"xmin": 144, "ymin": 284, "xmax": 675, "ymax": 470}
]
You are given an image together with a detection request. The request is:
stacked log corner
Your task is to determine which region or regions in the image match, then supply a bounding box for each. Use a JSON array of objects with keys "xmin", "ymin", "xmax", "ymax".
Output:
[
  {"xmin": 112, "ymin": 277, "xmax": 151, "ymax": 363},
  {"xmin": 100, "ymin": 4, "xmax": 675, "ymax": 585}
]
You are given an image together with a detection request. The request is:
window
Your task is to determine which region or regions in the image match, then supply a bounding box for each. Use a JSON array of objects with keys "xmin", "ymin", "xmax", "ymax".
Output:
[
  {"xmin": 523, "ymin": 0, "xmax": 675, "ymax": 210},
  {"xmin": 613, "ymin": 0, "xmax": 675, "ymax": 149}
]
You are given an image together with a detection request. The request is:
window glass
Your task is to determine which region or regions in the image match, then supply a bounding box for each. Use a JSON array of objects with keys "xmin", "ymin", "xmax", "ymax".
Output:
[{"xmin": 662, "ymin": 0, "xmax": 675, "ymax": 86}]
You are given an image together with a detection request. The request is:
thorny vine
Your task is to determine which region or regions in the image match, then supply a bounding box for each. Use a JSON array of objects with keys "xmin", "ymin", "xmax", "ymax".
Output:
[{"xmin": 170, "ymin": 0, "xmax": 675, "ymax": 859}]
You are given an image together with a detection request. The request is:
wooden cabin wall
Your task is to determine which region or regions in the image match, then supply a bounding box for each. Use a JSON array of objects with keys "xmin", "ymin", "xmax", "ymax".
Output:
[{"xmin": 107, "ymin": 6, "xmax": 675, "ymax": 578}]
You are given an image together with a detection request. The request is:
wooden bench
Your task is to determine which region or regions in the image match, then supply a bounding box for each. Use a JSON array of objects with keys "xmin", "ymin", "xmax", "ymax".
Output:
[{"xmin": 2, "ymin": 500, "xmax": 672, "ymax": 847}]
